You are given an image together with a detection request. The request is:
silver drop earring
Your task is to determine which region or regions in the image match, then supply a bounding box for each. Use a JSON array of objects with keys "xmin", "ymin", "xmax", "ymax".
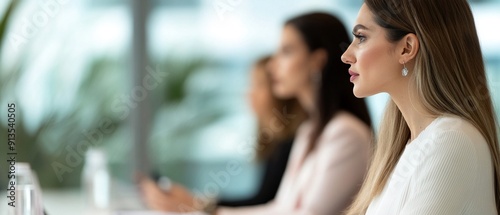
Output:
[{"xmin": 402, "ymin": 62, "xmax": 409, "ymax": 77}]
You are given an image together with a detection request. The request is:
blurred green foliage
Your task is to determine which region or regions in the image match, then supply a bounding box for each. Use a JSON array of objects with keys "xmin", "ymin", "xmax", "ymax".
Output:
[{"xmin": 0, "ymin": 0, "xmax": 225, "ymax": 189}]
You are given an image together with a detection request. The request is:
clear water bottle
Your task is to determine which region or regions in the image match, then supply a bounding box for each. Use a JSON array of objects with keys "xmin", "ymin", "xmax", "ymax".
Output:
[
  {"xmin": 82, "ymin": 148, "xmax": 110, "ymax": 213},
  {"xmin": 7, "ymin": 163, "xmax": 44, "ymax": 215}
]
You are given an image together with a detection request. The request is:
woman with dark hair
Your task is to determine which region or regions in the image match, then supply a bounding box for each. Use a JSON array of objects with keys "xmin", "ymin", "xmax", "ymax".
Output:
[
  {"xmin": 140, "ymin": 56, "xmax": 306, "ymax": 211},
  {"xmin": 141, "ymin": 12, "xmax": 373, "ymax": 215},
  {"xmin": 217, "ymin": 56, "xmax": 306, "ymax": 207}
]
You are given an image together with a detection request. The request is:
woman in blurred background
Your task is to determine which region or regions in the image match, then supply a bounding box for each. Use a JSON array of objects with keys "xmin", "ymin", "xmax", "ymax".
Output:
[
  {"xmin": 342, "ymin": 0, "xmax": 500, "ymax": 214},
  {"xmin": 140, "ymin": 56, "xmax": 306, "ymax": 210},
  {"xmin": 217, "ymin": 56, "xmax": 306, "ymax": 207},
  {"xmin": 141, "ymin": 12, "xmax": 373, "ymax": 215}
]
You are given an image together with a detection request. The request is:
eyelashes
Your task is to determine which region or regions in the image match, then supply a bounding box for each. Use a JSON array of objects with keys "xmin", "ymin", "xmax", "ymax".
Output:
[{"xmin": 352, "ymin": 32, "xmax": 366, "ymax": 43}]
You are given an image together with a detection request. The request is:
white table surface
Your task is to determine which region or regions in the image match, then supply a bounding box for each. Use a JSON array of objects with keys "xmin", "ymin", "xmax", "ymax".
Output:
[{"xmin": 1, "ymin": 188, "xmax": 204, "ymax": 215}]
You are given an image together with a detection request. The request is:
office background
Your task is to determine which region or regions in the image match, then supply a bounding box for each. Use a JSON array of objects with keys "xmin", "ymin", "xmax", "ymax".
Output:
[{"xmin": 0, "ymin": 0, "xmax": 499, "ymax": 201}]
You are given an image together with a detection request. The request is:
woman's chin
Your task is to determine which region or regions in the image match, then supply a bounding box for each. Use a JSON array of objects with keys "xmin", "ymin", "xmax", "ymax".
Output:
[
  {"xmin": 352, "ymin": 86, "xmax": 370, "ymax": 98},
  {"xmin": 273, "ymin": 88, "xmax": 294, "ymax": 99}
]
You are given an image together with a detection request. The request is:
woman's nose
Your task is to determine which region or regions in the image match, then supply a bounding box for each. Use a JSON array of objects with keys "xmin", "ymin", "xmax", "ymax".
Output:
[{"xmin": 341, "ymin": 46, "xmax": 355, "ymax": 64}]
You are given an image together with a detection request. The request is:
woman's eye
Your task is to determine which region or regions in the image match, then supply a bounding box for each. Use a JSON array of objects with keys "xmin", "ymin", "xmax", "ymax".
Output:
[{"xmin": 352, "ymin": 33, "xmax": 366, "ymax": 44}]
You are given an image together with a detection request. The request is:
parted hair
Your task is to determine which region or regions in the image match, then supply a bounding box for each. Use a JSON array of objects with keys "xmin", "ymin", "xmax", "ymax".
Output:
[{"xmin": 346, "ymin": 0, "xmax": 500, "ymax": 214}]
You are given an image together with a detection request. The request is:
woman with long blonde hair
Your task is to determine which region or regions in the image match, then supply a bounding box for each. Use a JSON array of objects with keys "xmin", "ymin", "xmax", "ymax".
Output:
[{"xmin": 341, "ymin": 0, "xmax": 500, "ymax": 214}]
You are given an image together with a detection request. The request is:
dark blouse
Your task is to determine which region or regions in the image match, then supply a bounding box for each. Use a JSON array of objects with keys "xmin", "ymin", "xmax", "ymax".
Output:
[{"xmin": 217, "ymin": 138, "xmax": 294, "ymax": 207}]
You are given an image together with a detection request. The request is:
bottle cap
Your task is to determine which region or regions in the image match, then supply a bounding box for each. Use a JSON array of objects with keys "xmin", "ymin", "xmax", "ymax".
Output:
[{"xmin": 85, "ymin": 148, "xmax": 107, "ymax": 166}]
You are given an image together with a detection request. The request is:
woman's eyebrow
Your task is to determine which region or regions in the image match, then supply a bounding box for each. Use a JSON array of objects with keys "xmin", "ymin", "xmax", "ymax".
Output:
[{"xmin": 352, "ymin": 24, "xmax": 369, "ymax": 33}]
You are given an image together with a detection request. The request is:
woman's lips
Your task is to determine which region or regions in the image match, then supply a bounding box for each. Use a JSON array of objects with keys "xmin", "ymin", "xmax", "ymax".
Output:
[{"xmin": 349, "ymin": 70, "xmax": 359, "ymax": 82}]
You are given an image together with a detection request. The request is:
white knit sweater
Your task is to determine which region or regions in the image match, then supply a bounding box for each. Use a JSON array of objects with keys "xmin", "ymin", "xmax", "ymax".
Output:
[{"xmin": 366, "ymin": 115, "xmax": 497, "ymax": 215}]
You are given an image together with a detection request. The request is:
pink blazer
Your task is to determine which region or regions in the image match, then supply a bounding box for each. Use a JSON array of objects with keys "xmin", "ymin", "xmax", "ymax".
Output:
[{"xmin": 218, "ymin": 111, "xmax": 372, "ymax": 215}]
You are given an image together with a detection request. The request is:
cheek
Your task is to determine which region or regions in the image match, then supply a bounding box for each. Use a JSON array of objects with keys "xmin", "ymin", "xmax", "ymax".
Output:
[
  {"xmin": 357, "ymin": 45, "xmax": 390, "ymax": 74},
  {"xmin": 249, "ymin": 88, "xmax": 268, "ymax": 110},
  {"xmin": 354, "ymin": 45, "xmax": 400, "ymax": 96},
  {"xmin": 282, "ymin": 56, "xmax": 304, "ymax": 72},
  {"xmin": 249, "ymin": 92, "xmax": 261, "ymax": 115},
  {"xmin": 276, "ymin": 56, "xmax": 309, "ymax": 91}
]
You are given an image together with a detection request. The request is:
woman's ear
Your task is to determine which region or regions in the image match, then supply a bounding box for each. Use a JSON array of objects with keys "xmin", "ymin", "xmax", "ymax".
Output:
[
  {"xmin": 310, "ymin": 48, "xmax": 328, "ymax": 73},
  {"xmin": 399, "ymin": 33, "xmax": 419, "ymax": 63}
]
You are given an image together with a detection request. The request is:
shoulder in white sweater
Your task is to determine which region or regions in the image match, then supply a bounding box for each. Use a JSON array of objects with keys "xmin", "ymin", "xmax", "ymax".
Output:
[{"xmin": 366, "ymin": 115, "xmax": 497, "ymax": 215}]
